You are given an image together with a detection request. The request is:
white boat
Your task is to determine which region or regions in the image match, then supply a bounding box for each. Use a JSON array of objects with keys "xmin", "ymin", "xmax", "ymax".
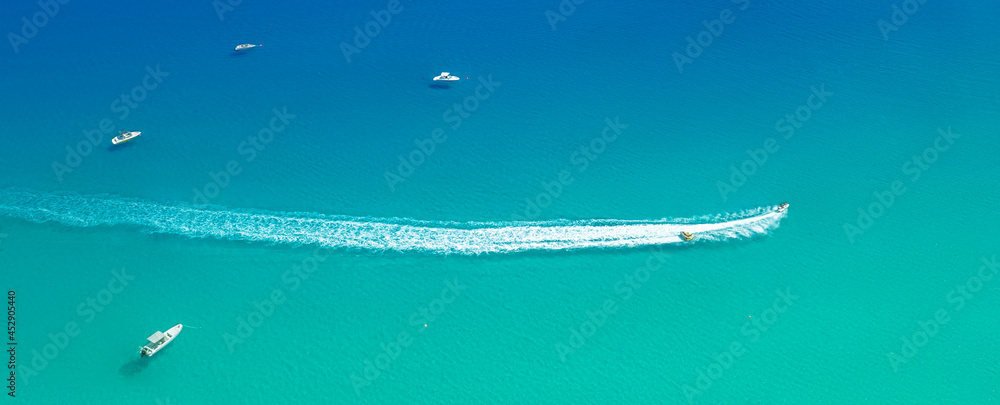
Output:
[
  {"xmin": 140, "ymin": 324, "xmax": 182, "ymax": 357},
  {"xmin": 432, "ymin": 72, "xmax": 460, "ymax": 81},
  {"xmin": 235, "ymin": 43, "xmax": 260, "ymax": 51},
  {"xmin": 112, "ymin": 130, "xmax": 141, "ymax": 145},
  {"xmin": 777, "ymin": 203, "xmax": 790, "ymax": 212}
]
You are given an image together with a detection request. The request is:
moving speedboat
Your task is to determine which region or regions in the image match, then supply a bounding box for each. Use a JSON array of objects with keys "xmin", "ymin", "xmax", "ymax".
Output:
[
  {"xmin": 681, "ymin": 232, "xmax": 694, "ymax": 241},
  {"xmin": 140, "ymin": 324, "xmax": 182, "ymax": 357},
  {"xmin": 235, "ymin": 44, "xmax": 260, "ymax": 51},
  {"xmin": 433, "ymin": 72, "xmax": 460, "ymax": 81},
  {"xmin": 112, "ymin": 130, "xmax": 141, "ymax": 145},
  {"xmin": 777, "ymin": 203, "xmax": 790, "ymax": 212}
]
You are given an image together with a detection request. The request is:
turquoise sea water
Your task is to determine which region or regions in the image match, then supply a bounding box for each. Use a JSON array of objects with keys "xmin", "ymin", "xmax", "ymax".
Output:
[{"xmin": 1, "ymin": 0, "xmax": 999, "ymax": 403}]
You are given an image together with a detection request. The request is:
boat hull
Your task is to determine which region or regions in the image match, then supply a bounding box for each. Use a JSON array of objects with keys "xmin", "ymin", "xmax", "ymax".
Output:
[
  {"xmin": 140, "ymin": 324, "xmax": 183, "ymax": 357},
  {"xmin": 112, "ymin": 132, "xmax": 141, "ymax": 145}
]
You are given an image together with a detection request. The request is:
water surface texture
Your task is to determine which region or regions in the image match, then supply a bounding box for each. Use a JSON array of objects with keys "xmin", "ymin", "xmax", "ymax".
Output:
[{"xmin": 1, "ymin": 0, "xmax": 998, "ymax": 403}]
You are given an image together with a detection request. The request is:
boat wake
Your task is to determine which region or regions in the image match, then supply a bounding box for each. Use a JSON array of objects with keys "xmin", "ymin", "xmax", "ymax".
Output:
[{"xmin": 0, "ymin": 189, "xmax": 788, "ymax": 254}]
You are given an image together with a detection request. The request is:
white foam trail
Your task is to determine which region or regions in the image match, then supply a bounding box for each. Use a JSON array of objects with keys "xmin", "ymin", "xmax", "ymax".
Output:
[{"xmin": 0, "ymin": 189, "xmax": 787, "ymax": 254}]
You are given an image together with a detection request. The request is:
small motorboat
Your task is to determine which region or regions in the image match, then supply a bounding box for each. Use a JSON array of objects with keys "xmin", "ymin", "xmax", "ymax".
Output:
[
  {"xmin": 681, "ymin": 232, "xmax": 694, "ymax": 241},
  {"xmin": 140, "ymin": 324, "xmax": 183, "ymax": 357},
  {"xmin": 112, "ymin": 130, "xmax": 141, "ymax": 145},
  {"xmin": 777, "ymin": 203, "xmax": 790, "ymax": 212},
  {"xmin": 235, "ymin": 44, "xmax": 260, "ymax": 51},
  {"xmin": 433, "ymin": 72, "xmax": 460, "ymax": 81}
]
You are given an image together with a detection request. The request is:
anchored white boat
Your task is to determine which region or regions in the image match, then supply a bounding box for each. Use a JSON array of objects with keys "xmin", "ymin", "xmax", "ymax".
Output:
[
  {"xmin": 140, "ymin": 324, "xmax": 182, "ymax": 357},
  {"xmin": 235, "ymin": 44, "xmax": 260, "ymax": 51},
  {"xmin": 432, "ymin": 72, "xmax": 459, "ymax": 81},
  {"xmin": 112, "ymin": 130, "xmax": 141, "ymax": 145}
]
